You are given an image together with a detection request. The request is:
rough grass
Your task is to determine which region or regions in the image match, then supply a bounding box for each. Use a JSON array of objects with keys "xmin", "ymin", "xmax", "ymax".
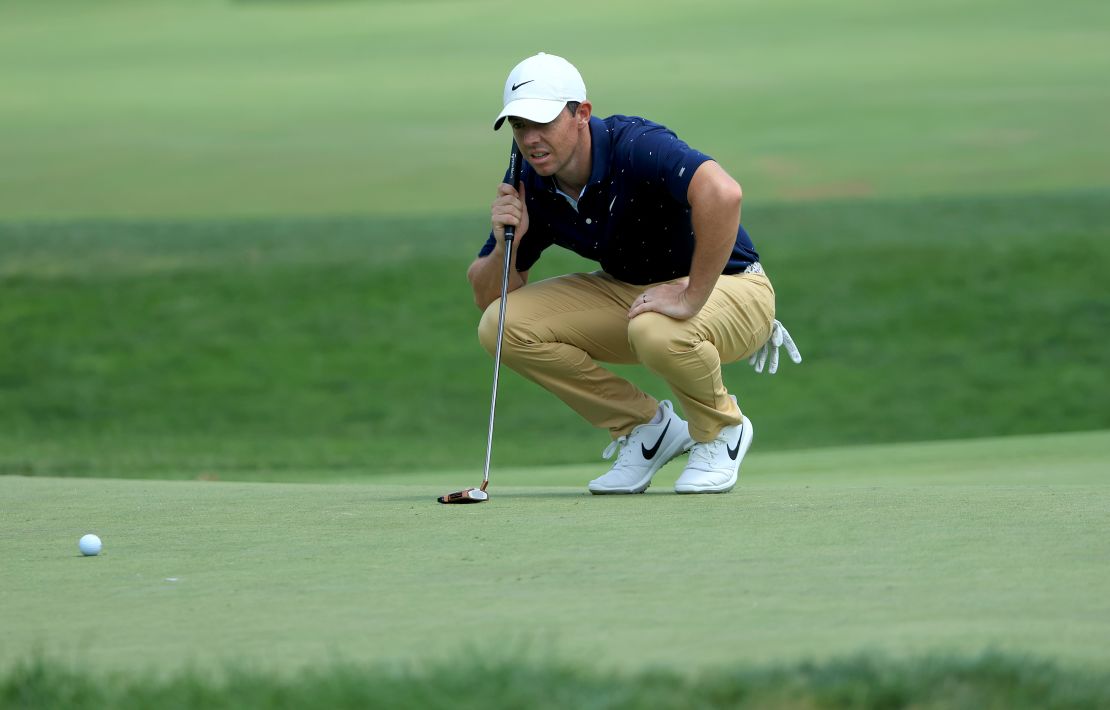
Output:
[
  {"xmin": 5, "ymin": 653, "xmax": 1109, "ymax": 710},
  {"xmin": 1, "ymin": 190, "xmax": 1107, "ymax": 478}
]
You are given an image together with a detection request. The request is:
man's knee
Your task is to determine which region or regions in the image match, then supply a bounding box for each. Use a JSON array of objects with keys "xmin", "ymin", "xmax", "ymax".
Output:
[
  {"xmin": 477, "ymin": 299, "xmax": 502, "ymax": 356},
  {"xmin": 627, "ymin": 314, "xmax": 686, "ymax": 367},
  {"xmin": 479, "ymin": 298, "xmax": 534, "ymax": 360}
]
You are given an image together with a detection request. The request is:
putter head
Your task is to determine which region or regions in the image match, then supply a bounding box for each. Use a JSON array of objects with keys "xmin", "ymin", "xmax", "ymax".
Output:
[{"xmin": 437, "ymin": 487, "xmax": 489, "ymax": 504}]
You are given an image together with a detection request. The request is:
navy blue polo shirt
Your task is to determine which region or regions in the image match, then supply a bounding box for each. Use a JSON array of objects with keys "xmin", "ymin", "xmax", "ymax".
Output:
[{"xmin": 478, "ymin": 114, "xmax": 758, "ymax": 285}]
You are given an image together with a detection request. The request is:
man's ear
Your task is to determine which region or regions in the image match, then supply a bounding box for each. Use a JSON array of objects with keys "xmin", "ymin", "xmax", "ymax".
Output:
[{"xmin": 577, "ymin": 100, "xmax": 593, "ymax": 127}]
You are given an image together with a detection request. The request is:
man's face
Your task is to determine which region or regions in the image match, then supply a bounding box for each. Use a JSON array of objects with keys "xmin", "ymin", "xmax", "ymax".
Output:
[{"xmin": 509, "ymin": 106, "xmax": 582, "ymax": 177}]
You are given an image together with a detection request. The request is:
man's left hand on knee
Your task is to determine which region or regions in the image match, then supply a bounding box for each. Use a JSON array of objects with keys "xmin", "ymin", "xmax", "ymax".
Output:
[{"xmin": 627, "ymin": 278, "xmax": 701, "ymax": 321}]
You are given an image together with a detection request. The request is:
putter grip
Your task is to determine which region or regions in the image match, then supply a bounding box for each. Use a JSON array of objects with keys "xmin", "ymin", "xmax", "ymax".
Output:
[{"xmin": 503, "ymin": 140, "xmax": 523, "ymax": 243}]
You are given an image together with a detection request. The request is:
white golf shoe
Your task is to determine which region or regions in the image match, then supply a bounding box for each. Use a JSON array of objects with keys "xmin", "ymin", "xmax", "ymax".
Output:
[
  {"xmin": 674, "ymin": 412, "xmax": 753, "ymax": 494},
  {"xmin": 588, "ymin": 400, "xmax": 695, "ymax": 494}
]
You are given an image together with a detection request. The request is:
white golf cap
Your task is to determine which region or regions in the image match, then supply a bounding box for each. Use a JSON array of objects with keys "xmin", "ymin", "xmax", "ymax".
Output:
[{"xmin": 493, "ymin": 52, "xmax": 587, "ymax": 130}]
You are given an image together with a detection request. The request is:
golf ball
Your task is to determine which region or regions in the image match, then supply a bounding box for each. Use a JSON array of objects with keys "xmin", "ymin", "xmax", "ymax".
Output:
[{"xmin": 79, "ymin": 534, "xmax": 102, "ymax": 556}]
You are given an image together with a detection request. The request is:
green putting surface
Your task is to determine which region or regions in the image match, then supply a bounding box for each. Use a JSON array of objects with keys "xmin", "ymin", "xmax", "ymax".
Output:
[{"xmin": 4, "ymin": 430, "xmax": 1107, "ymax": 675}]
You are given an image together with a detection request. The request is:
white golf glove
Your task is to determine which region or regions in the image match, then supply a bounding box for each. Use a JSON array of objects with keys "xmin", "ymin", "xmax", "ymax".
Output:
[{"xmin": 749, "ymin": 319, "xmax": 802, "ymax": 374}]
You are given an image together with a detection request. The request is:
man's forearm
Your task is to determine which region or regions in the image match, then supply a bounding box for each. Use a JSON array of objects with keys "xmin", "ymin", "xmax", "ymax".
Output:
[{"xmin": 685, "ymin": 170, "xmax": 742, "ymax": 310}]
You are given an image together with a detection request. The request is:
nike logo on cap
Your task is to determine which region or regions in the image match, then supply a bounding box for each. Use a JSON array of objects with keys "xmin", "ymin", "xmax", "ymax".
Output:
[
  {"xmin": 641, "ymin": 421, "xmax": 671, "ymax": 460},
  {"xmin": 511, "ymin": 80, "xmax": 535, "ymax": 91}
]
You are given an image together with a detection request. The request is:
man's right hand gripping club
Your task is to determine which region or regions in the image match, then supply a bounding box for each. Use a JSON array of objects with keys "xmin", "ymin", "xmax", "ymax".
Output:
[{"xmin": 471, "ymin": 182, "xmax": 530, "ymax": 309}]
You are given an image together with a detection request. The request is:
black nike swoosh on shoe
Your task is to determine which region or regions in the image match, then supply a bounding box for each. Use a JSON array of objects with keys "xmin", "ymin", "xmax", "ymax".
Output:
[
  {"xmin": 727, "ymin": 427, "xmax": 744, "ymax": 460},
  {"xmin": 641, "ymin": 421, "xmax": 671, "ymax": 460},
  {"xmin": 511, "ymin": 80, "xmax": 535, "ymax": 91}
]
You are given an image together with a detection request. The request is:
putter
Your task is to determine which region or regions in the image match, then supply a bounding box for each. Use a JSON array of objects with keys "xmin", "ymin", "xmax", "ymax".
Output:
[{"xmin": 438, "ymin": 140, "xmax": 523, "ymax": 504}]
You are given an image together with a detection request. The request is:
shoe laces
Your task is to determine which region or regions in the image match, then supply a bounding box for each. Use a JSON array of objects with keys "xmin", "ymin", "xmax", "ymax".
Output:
[
  {"xmin": 603, "ymin": 408, "xmax": 668, "ymax": 465},
  {"xmin": 688, "ymin": 433, "xmax": 729, "ymax": 469},
  {"xmin": 602, "ymin": 435, "xmax": 629, "ymax": 462}
]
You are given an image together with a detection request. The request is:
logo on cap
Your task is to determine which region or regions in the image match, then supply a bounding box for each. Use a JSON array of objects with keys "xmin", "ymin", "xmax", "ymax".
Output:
[{"xmin": 494, "ymin": 53, "xmax": 587, "ymax": 131}]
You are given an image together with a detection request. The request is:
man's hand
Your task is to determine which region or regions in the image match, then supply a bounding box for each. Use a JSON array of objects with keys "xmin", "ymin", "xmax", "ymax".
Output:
[
  {"xmin": 749, "ymin": 319, "xmax": 802, "ymax": 374},
  {"xmin": 491, "ymin": 182, "xmax": 528, "ymax": 242},
  {"xmin": 628, "ymin": 278, "xmax": 701, "ymax": 320},
  {"xmin": 469, "ymin": 182, "xmax": 530, "ymax": 310}
]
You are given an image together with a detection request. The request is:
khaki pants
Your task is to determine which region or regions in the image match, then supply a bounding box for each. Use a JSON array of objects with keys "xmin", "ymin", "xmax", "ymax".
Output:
[{"xmin": 478, "ymin": 270, "xmax": 776, "ymax": 443}]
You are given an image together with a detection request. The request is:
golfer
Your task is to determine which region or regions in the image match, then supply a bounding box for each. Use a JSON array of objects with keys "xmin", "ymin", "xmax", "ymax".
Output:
[{"xmin": 469, "ymin": 52, "xmax": 800, "ymax": 494}]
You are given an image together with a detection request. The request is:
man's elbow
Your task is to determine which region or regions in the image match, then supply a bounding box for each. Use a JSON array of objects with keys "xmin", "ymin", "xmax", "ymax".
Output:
[
  {"xmin": 466, "ymin": 269, "xmax": 490, "ymax": 311},
  {"xmin": 473, "ymin": 291, "xmax": 496, "ymax": 311},
  {"xmin": 718, "ymin": 177, "xmax": 742, "ymax": 211},
  {"xmin": 691, "ymin": 162, "xmax": 742, "ymax": 213},
  {"xmin": 696, "ymin": 177, "xmax": 741, "ymax": 220}
]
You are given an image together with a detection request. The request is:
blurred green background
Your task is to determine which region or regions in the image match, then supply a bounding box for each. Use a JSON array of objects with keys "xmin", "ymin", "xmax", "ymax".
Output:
[
  {"xmin": 1, "ymin": 0, "xmax": 1107, "ymax": 478},
  {"xmin": 2, "ymin": 0, "xmax": 1107, "ymax": 218}
]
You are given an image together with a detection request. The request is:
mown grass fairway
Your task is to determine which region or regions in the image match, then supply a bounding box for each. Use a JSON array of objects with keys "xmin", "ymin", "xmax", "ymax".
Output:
[
  {"xmin": 1, "ymin": 0, "xmax": 1107, "ymax": 219},
  {"xmin": 4, "ymin": 431, "xmax": 1108, "ymax": 676}
]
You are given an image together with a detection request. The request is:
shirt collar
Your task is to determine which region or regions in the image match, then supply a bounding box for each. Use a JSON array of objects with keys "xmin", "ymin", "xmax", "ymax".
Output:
[
  {"xmin": 543, "ymin": 115, "xmax": 612, "ymax": 196},
  {"xmin": 585, "ymin": 115, "xmax": 611, "ymax": 188}
]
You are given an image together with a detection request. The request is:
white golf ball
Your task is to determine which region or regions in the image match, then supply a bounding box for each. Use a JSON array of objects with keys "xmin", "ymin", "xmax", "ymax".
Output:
[{"xmin": 79, "ymin": 534, "xmax": 102, "ymax": 556}]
